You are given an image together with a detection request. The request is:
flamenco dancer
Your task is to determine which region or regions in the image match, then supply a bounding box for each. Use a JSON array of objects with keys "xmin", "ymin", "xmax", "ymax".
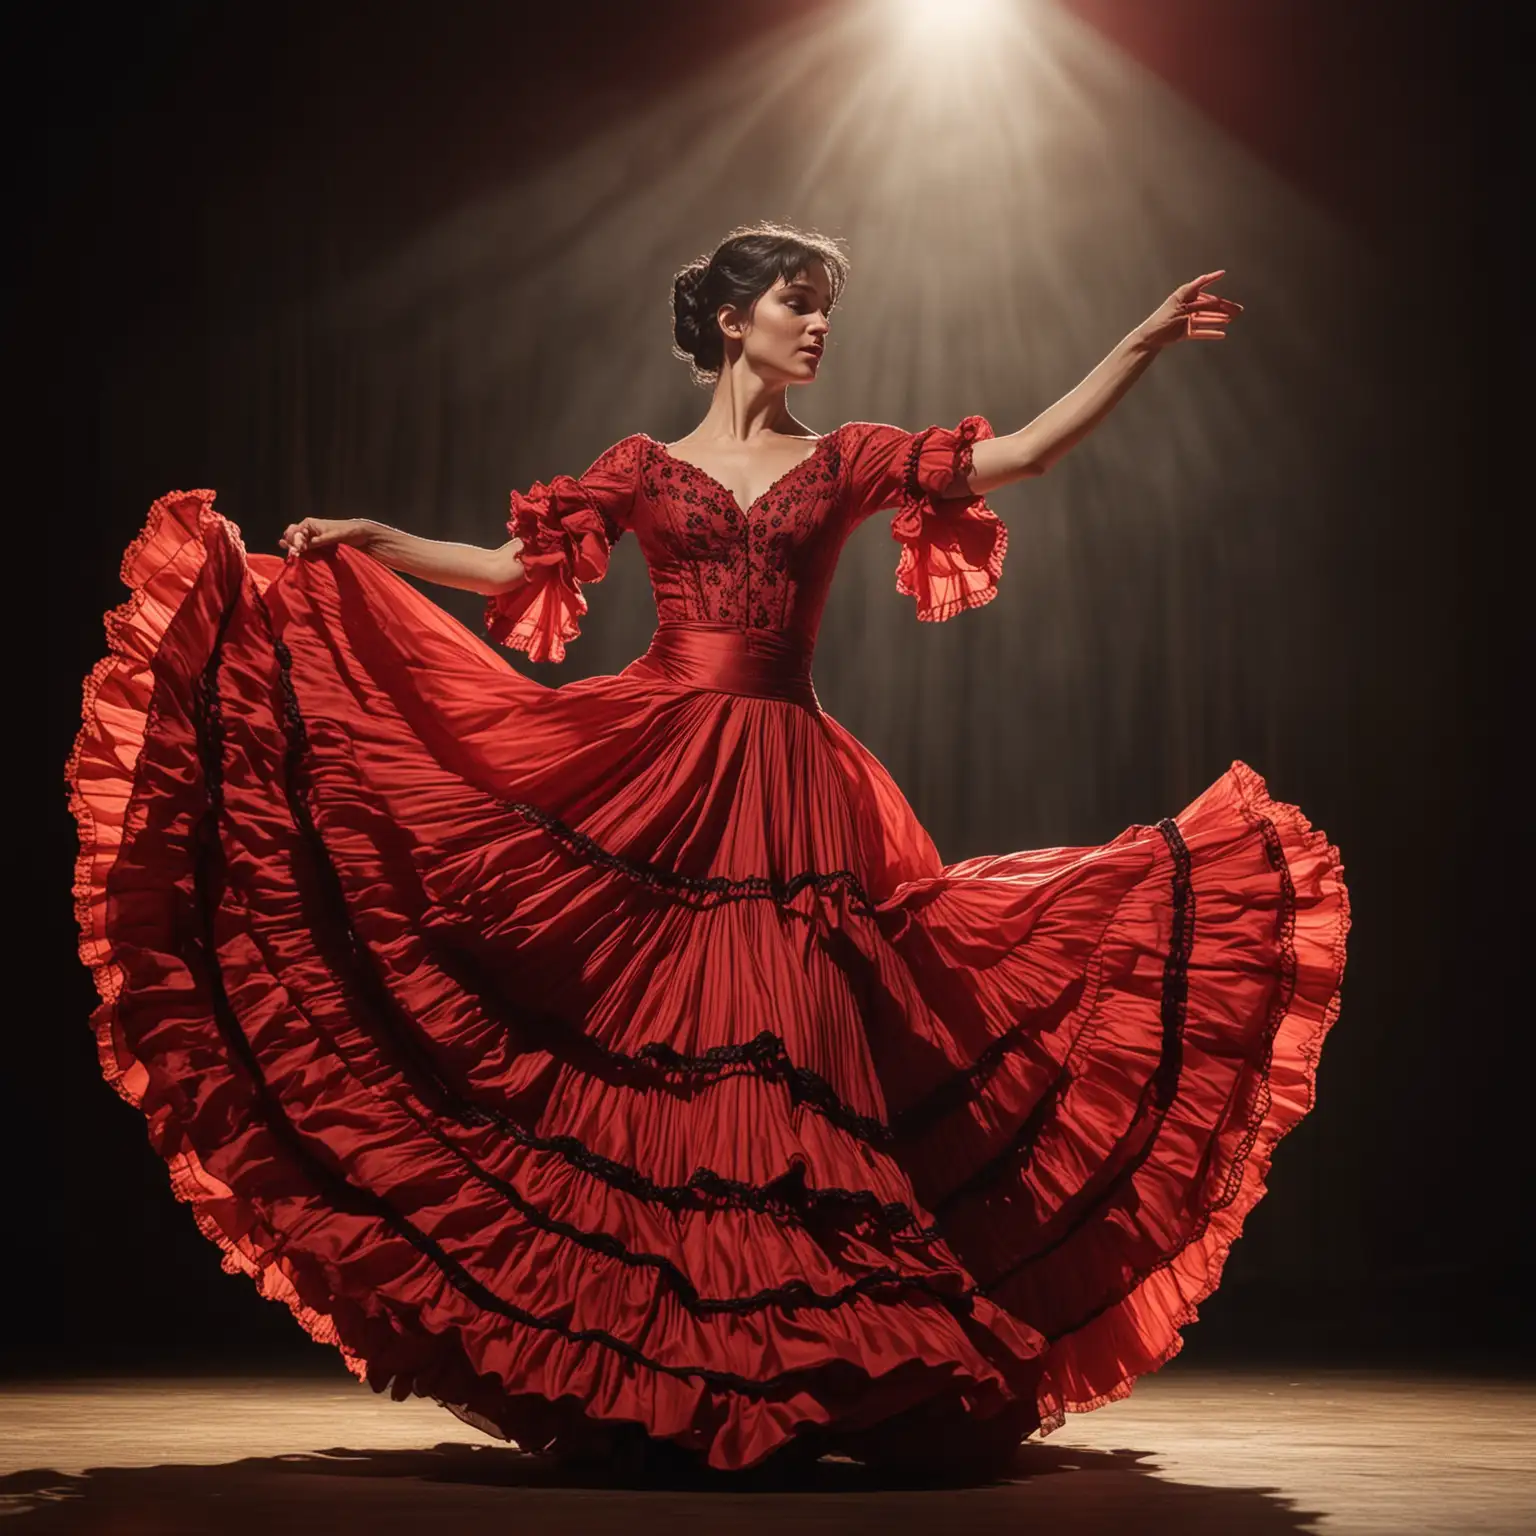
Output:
[{"xmin": 66, "ymin": 222, "xmax": 1348, "ymax": 1480}]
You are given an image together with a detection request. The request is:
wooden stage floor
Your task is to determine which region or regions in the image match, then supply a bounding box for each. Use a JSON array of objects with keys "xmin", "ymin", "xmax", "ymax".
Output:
[{"xmin": 1, "ymin": 1364, "xmax": 1530, "ymax": 1533}]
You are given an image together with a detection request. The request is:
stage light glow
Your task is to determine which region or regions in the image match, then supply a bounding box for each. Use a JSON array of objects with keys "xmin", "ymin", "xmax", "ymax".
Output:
[{"xmin": 885, "ymin": 0, "xmax": 1028, "ymax": 66}]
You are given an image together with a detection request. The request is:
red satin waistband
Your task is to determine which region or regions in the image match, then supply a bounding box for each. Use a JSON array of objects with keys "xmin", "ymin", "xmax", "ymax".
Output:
[{"xmin": 626, "ymin": 622, "xmax": 820, "ymax": 710}]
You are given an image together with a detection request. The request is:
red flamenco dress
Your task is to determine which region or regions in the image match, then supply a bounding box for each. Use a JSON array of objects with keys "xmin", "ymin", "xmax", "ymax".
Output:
[{"xmin": 66, "ymin": 416, "xmax": 1349, "ymax": 1472}]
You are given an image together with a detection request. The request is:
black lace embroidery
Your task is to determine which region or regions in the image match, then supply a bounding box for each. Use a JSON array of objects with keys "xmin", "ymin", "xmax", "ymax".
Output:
[
  {"xmin": 487, "ymin": 793, "xmax": 880, "ymax": 917},
  {"xmin": 641, "ymin": 435, "xmax": 842, "ymax": 628},
  {"xmin": 403, "ymin": 1107, "xmax": 973, "ymax": 1317},
  {"xmin": 450, "ymin": 973, "xmax": 898, "ymax": 1148},
  {"xmin": 642, "ymin": 452, "xmax": 747, "ymax": 623},
  {"xmin": 745, "ymin": 439, "xmax": 841, "ymax": 628}
]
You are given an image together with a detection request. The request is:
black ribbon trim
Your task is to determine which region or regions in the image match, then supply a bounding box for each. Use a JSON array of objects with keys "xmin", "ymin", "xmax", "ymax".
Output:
[
  {"xmin": 885, "ymin": 977, "xmax": 1089, "ymax": 1143},
  {"xmin": 408, "ymin": 1104, "xmax": 976, "ymax": 1318},
  {"xmin": 456, "ymin": 988, "xmax": 901, "ymax": 1149},
  {"xmin": 900, "ymin": 427, "xmax": 934, "ymax": 509},
  {"xmin": 259, "ymin": 597, "xmax": 1275, "ymax": 1357},
  {"xmin": 488, "ymin": 795, "xmax": 880, "ymax": 917}
]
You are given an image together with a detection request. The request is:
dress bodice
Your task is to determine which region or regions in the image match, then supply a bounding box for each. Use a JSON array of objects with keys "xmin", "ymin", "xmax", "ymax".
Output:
[
  {"xmin": 636, "ymin": 431, "xmax": 847, "ymax": 637},
  {"xmin": 485, "ymin": 416, "xmax": 1008, "ymax": 665}
]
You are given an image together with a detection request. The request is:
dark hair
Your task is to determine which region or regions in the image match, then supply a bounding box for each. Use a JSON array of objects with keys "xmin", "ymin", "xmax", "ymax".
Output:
[{"xmin": 670, "ymin": 221, "xmax": 849, "ymax": 385}]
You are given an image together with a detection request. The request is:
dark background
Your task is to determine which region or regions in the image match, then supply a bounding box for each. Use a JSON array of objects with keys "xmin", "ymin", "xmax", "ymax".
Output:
[{"xmin": 10, "ymin": 0, "xmax": 1524, "ymax": 1375}]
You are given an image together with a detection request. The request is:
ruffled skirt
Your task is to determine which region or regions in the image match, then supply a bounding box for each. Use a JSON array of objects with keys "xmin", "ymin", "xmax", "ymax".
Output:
[{"xmin": 67, "ymin": 490, "xmax": 1349, "ymax": 1471}]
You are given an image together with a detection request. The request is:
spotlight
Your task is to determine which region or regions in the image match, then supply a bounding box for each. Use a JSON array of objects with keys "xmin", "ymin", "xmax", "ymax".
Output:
[{"xmin": 894, "ymin": 0, "xmax": 1010, "ymax": 29}]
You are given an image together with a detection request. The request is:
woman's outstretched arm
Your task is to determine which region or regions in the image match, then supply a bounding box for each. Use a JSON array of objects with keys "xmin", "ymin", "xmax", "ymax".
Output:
[
  {"xmin": 962, "ymin": 270, "xmax": 1242, "ymax": 493},
  {"xmin": 277, "ymin": 517, "xmax": 527, "ymax": 596}
]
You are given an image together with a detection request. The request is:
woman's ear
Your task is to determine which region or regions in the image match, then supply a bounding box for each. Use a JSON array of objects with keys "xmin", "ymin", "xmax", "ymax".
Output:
[{"xmin": 717, "ymin": 301, "xmax": 747, "ymax": 341}]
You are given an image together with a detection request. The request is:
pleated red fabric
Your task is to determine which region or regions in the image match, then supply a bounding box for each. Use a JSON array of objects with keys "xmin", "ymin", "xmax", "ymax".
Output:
[{"xmin": 66, "ymin": 417, "xmax": 1349, "ymax": 1472}]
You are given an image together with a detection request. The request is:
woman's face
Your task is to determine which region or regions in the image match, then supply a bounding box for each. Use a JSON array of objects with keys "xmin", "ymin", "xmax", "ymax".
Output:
[{"xmin": 720, "ymin": 265, "xmax": 832, "ymax": 382}]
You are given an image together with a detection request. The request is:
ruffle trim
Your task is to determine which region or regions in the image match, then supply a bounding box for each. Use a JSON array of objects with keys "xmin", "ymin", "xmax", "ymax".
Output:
[
  {"xmin": 66, "ymin": 489, "xmax": 371, "ymax": 1380},
  {"xmin": 1030, "ymin": 762, "xmax": 1350, "ymax": 1432},
  {"xmin": 67, "ymin": 487, "xmax": 223, "ymax": 1089},
  {"xmin": 483, "ymin": 475, "xmax": 618, "ymax": 664},
  {"xmin": 892, "ymin": 415, "xmax": 1009, "ymax": 623}
]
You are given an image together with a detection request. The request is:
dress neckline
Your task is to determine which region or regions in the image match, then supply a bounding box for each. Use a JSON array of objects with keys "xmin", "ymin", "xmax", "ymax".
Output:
[{"xmin": 645, "ymin": 425, "xmax": 839, "ymax": 517}]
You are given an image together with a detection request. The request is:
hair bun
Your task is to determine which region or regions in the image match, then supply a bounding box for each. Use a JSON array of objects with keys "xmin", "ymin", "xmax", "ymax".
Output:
[
  {"xmin": 672, "ymin": 261, "xmax": 709, "ymax": 321},
  {"xmin": 668, "ymin": 223, "xmax": 849, "ymax": 387},
  {"xmin": 670, "ymin": 257, "xmax": 720, "ymax": 376}
]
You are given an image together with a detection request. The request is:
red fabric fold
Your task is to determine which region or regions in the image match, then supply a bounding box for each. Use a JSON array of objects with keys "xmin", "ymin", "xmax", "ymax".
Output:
[{"xmin": 484, "ymin": 476, "xmax": 617, "ymax": 663}]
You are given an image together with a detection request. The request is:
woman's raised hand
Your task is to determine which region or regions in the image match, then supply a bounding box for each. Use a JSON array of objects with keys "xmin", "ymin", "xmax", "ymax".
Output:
[
  {"xmin": 279, "ymin": 517, "xmax": 373, "ymax": 558},
  {"xmin": 1136, "ymin": 271, "xmax": 1243, "ymax": 350}
]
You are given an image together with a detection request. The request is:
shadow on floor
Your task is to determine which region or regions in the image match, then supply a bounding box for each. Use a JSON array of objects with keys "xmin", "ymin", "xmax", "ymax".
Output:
[{"xmin": 0, "ymin": 1439, "xmax": 1321, "ymax": 1533}]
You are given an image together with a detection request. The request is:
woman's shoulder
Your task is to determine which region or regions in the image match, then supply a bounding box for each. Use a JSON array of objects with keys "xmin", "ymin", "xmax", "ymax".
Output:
[
  {"xmin": 830, "ymin": 419, "xmax": 908, "ymax": 442},
  {"xmin": 581, "ymin": 433, "xmax": 650, "ymax": 479}
]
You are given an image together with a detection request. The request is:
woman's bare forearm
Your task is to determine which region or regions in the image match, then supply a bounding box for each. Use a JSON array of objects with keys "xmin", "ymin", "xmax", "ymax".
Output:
[
  {"xmin": 968, "ymin": 329, "xmax": 1160, "ymax": 490},
  {"xmin": 963, "ymin": 272, "xmax": 1241, "ymax": 493},
  {"xmin": 356, "ymin": 521, "xmax": 526, "ymax": 596}
]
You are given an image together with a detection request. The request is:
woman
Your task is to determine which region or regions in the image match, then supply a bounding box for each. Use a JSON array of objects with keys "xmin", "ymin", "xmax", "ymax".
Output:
[{"xmin": 67, "ymin": 221, "xmax": 1348, "ymax": 1479}]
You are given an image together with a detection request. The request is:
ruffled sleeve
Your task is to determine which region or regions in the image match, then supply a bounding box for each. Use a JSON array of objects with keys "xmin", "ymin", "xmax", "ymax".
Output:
[
  {"xmin": 840, "ymin": 415, "xmax": 1007, "ymax": 623},
  {"xmin": 484, "ymin": 436, "xmax": 639, "ymax": 663}
]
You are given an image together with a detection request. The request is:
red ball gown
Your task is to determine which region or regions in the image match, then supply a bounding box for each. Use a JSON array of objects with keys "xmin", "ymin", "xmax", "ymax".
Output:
[{"xmin": 66, "ymin": 415, "xmax": 1349, "ymax": 1472}]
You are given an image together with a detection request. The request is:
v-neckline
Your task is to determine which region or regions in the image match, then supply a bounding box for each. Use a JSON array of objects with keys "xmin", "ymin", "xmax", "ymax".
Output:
[{"xmin": 648, "ymin": 426, "xmax": 838, "ymax": 518}]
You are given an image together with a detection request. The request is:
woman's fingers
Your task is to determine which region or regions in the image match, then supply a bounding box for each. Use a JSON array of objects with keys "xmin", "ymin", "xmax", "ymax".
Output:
[
  {"xmin": 1182, "ymin": 303, "xmax": 1233, "ymax": 340},
  {"xmin": 281, "ymin": 518, "xmax": 321, "ymax": 556},
  {"xmin": 1176, "ymin": 269, "xmax": 1225, "ymax": 302}
]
